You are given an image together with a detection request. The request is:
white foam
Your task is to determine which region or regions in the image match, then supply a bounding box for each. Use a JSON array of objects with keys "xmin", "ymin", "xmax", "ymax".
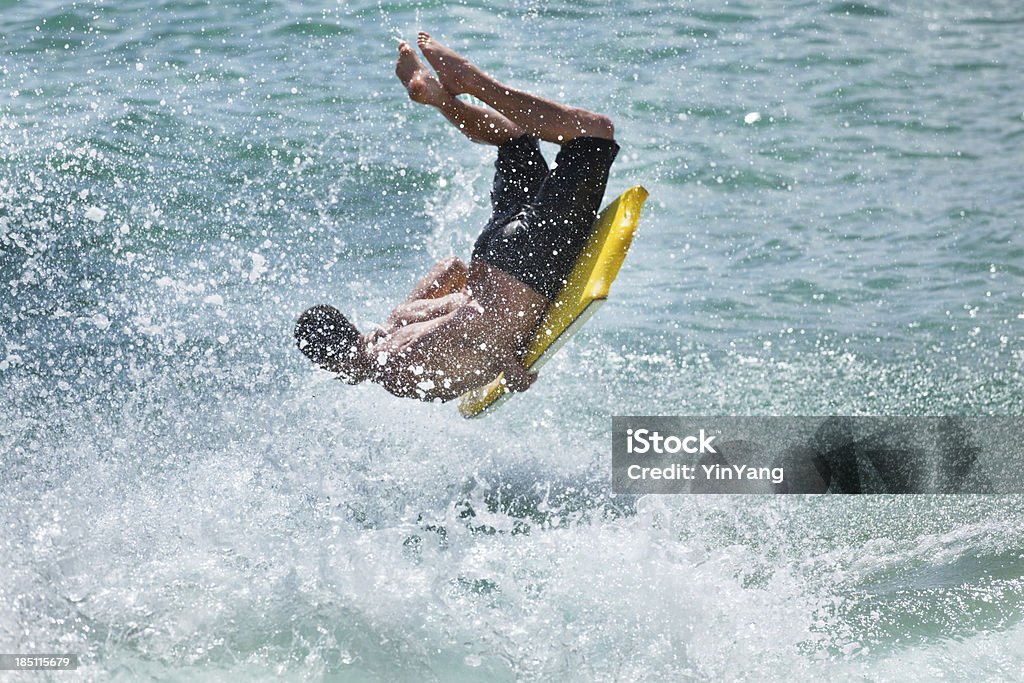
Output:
[
  {"xmin": 84, "ymin": 206, "xmax": 106, "ymax": 222},
  {"xmin": 247, "ymin": 252, "xmax": 267, "ymax": 283}
]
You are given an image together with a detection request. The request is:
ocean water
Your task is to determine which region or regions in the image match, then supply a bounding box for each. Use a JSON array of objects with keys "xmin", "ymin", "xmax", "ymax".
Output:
[{"xmin": 1, "ymin": 0, "xmax": 1023, "ymax": 679}]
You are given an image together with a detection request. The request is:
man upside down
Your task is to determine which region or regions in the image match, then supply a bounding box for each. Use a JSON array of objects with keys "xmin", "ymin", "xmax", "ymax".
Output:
[{"xmin": 295, "ymin": 32, "xmax": 619, "ymax": 401}]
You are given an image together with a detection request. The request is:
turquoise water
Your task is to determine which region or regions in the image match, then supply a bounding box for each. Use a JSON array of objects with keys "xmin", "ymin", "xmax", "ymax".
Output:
[{"xmin": 2, "ymin": 0, "xmax": 1023, "ymax": 679}]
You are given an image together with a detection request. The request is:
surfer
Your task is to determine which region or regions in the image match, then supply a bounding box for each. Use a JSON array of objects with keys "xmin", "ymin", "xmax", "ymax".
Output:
[{"xmin": 295, "ymin": 32, "xmax": 619, "ymax": 401}]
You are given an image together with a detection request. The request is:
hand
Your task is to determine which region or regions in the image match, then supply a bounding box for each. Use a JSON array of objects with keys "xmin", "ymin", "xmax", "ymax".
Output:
[{"xmin": 500, "ymin": 365, "xmax": 538, "ymax": 393}]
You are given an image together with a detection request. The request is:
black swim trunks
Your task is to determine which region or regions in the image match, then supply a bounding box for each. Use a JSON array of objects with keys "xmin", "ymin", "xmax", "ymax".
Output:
[{"xmin": 471, "ymin": 134, "xmax": 620, "ymax": 300}]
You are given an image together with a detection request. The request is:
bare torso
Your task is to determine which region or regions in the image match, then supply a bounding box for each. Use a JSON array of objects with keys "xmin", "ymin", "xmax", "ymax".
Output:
[{"xmin": 364, "ymin": 259, "xmax": 548, "ymax": 401}]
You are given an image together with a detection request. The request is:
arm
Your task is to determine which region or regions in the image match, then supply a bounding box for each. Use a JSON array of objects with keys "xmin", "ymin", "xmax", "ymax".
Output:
[
  {"xmin": 401, "ymin": 256, "xmax": 469, "ymax": 303},
  {"xmin": 386, "ymin": 291, "xmax": 475, "ymax": 327}
]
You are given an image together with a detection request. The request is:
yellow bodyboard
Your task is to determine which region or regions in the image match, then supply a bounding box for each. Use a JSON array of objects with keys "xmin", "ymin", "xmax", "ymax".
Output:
[{"xmin": 458, "ymin": 185, "xmax": 648, "ymax": 418}]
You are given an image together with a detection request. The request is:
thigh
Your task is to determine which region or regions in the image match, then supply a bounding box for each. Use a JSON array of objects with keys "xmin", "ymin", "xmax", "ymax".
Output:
[
  {"xmin": 518, "ymin": 136, "xmax": 620, "ymax": 294},
  {"xmin": 489, "ymin": 134, "xmax": 549, "ymax": 220},
  {"xmin": 531, "ymin": 136, "xmax": 620, "ymax": 229}
]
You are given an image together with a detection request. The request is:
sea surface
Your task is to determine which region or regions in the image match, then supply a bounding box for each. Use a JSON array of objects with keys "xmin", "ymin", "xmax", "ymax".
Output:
[{"xmin": 2, "ymin": 0, "xmax": 1023, "ymax": 679}]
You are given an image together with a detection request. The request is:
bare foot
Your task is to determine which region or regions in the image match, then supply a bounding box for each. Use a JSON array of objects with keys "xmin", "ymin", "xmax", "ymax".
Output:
[
  {"xmin": 395, "ymin": 41, "xmax": 449, "ymax": 106},
  {"xmin": 417, "ymin": 32, "xmax": 478, "ymax": 96}
]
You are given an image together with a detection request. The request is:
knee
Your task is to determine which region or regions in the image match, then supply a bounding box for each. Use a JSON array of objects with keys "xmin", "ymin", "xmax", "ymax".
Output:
[{"xmin": 584, "ymin": 113, "xmax": 614, "ymax": 140}]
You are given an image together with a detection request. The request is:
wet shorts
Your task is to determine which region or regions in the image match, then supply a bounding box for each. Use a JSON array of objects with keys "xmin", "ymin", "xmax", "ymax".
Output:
[{"xmin": 471, "ymin": 134, "xmax": 620, "ymax": 300}]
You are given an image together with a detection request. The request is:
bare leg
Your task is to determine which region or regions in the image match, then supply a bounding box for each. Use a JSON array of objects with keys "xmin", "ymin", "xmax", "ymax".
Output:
[
  {"xmin": 395, "ymin": 41, "xmax": 523, "ymax": 146},
  {"xmin": 417, "ymin": 32, "xmax": 614, "ymax": 144},
  {"xmin": 435, "ymin": 97, "xmax": 524, "ymax": 146}
]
